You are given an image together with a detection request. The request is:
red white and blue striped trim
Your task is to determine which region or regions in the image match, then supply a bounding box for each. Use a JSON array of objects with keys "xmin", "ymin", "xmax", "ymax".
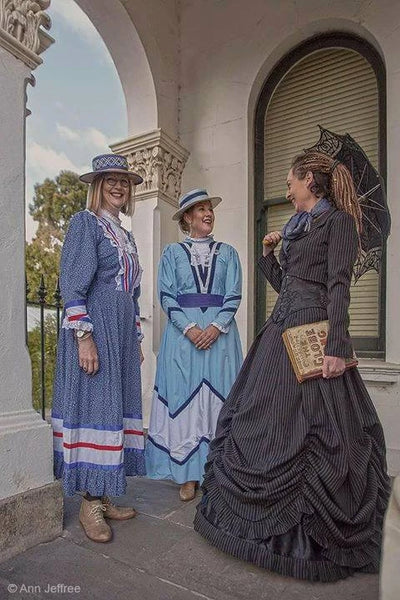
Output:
[
  {"xmin": 96, "ymin": 216, "xmax": 142, "ymax": 295},
  {"xmin": 62, "ymin": 299, "xmax": 93, "ymax": 331},
  {"xmin": 52, "ymin": 417, "xmax": 144, "ymax": 467}
]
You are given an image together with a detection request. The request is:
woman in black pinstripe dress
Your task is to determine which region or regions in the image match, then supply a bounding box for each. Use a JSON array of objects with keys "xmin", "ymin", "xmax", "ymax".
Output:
[{"xmin": 194, "ymin": 150, "xmax": 390, "ymax": 582}]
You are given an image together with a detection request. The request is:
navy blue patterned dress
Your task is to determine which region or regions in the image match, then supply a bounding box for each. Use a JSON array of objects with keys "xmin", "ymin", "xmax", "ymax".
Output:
[{"xmin": 52, "ymin": 209, "xmax": 146, "ymax": 497}]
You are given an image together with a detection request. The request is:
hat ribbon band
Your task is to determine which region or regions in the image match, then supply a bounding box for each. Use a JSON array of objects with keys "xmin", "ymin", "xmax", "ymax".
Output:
[{"xmin": 180, "ymin": 190, "xmax": 209, "ymax": 208}]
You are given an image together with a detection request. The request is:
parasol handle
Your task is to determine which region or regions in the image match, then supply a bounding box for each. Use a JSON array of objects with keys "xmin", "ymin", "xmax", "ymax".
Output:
[{"xmin": 262, "ymin": 232, "xmax": 283, "ymax": 246}]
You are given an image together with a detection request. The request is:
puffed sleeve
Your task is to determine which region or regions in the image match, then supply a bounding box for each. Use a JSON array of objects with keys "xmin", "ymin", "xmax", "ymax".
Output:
[
  {"xmin": 258, "ymin": 253, "xmax": 283, "ymax": 293},
  {"xmin": 325, "ymin": 211, "xmax": 358, "ymax": 358},
  {"xmin": 211, "ymin": 245, "xmax": 242, "ymax": 333},
  {"xmin": 133, "ymin": 284, "xmax": 143, "ymax": 342},
  {"xmin": 60, "ymin": 211, "xmax": 98, "ymax": 331},
  {"xmin": 158, "ymin": 245, "xmax": 195, "ymax": 333}
]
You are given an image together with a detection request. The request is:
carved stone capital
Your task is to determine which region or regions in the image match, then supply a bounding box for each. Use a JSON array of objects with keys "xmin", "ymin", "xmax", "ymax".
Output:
[
  {"xmin": 110, "ymin": 129, "xmax": 190, "ymax": 207},
  {"xmin": 0, "ymin": 0, "xmax": 54, "ymax": 69}
]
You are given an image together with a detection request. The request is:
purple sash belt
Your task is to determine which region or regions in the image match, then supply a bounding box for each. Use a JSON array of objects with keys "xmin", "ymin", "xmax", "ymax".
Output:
[{"xmin": 177, "ymin": 293, "xmax": 224, "ymax": 308}]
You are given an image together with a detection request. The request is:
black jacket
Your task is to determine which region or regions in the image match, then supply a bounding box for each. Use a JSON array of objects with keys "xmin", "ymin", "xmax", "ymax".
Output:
[{"xmin": 258, "ymin": 207, "xmax": 358, "ymax": 359}]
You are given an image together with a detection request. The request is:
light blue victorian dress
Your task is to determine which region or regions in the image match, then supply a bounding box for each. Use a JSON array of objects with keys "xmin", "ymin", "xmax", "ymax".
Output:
[
  {"xmin": 52, "ymin": 209, "xmax": 146, "ymax": 497},
  {"xmin": 146, "ymin": 236, "xmax": 243, "ymax": 483}
]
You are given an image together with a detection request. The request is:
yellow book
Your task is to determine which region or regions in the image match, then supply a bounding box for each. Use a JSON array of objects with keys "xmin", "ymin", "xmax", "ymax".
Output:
[{"xmin": 282, "ymin": 320, "xmax": 358, "ymax": 383}]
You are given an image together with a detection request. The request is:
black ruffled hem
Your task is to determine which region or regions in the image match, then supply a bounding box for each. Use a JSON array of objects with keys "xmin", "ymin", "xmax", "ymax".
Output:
[
  {"xmin": 199, "ymin": 450, "xmax": 389, "ymax": 559},
  {"xmin": 194, "ymin": 507, "xmax": 377, "ymax": 583}
]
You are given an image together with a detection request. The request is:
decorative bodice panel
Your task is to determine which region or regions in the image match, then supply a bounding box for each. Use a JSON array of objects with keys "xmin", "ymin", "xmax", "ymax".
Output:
[
  {"xmin": 87, "ymin": 210, "xmax": 142, "ymax": 296},
  {"xmin": 271, "ymin": 275, "xmax": 328, "ymax": 325},
  {"xmin": 174, "ymin": 241, "xmax": 231, "ymax": 295}
]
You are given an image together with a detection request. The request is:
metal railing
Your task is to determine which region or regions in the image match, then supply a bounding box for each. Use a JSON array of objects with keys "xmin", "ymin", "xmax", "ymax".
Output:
[{"xmin": 26, "ymin": 275, "xmax": 62, "ymax": 420}]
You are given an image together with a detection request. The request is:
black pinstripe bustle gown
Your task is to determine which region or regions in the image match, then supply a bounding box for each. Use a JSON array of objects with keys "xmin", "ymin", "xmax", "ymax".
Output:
[{"xmin": 194, "ymin": 207, "xmax": 390, "ymax": 582}]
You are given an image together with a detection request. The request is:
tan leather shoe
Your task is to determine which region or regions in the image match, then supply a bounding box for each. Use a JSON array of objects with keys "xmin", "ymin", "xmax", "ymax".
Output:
[
  {"xmin": 79, "ymin": 497, "xmax": 112, "ymax": 543},
  {"xmin": 179, "ymin": 481, "xmax": 197, "ymax": 502},
  {"xmin": 102, "ymin": 496, "xmax": 137, "ymax": 520}
]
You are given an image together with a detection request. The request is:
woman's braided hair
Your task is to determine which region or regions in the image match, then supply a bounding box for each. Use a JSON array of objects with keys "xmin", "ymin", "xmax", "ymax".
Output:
[{"xmin": 291, "ymin": 150, "xmax": 362, "ymax": 239}]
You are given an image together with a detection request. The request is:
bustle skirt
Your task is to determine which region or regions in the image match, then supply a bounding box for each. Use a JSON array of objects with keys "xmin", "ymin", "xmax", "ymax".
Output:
[{"xmin": 194, "ymin": 307, "xmax": 390, "ymax": 582}]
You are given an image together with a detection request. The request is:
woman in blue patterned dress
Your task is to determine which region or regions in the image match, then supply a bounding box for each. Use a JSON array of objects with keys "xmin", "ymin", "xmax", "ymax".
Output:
[
  {"xmin": 52, "ymin": 154, "xmax": 146, "ymax": 543},
  {"xmin": 146, "ymin": 189, "xmax": 243, "ymax": 501}
]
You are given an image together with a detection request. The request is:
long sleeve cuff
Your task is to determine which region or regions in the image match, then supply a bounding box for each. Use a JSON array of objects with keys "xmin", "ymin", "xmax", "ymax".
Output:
[
  {"xmin": 211, "ymin": 321, "xmax": 229, "ymax": 334},
  {"xmin": 258, "ymin": 253, "xmax": 278, "ymax": 275},
  {"xmin": 183, "ymin": 322, "xmax": 197, "ymax": 335},
  {"xmin": 62, "ymin": 299, "xmax": 93, "ymax": 331},
  {"xmin": 325, "ymin": 331, "xmax": 354, "ymax": 358}
]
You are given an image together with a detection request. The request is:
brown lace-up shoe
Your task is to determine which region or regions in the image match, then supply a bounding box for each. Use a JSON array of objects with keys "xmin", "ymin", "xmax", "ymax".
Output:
[
  {"xmin": 79, "ymin": 497, "xmax": 112, "ymax": 543},
  {"xmin": 179, "ymin": 481, "xmax": 197, "ymax": 502},
  {"xmin": 102, "ymin": 496, "xmax": 137, "ymax": 520}
]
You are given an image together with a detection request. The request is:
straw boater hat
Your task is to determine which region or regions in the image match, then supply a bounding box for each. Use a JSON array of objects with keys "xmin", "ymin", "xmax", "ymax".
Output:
[
  {"xmin": 79, "ymin": 153, "xmax": 143, "ymax": 185},
  {"xmin": 172, "ymin": 188, "xmax": 222, "ymax": 221}
]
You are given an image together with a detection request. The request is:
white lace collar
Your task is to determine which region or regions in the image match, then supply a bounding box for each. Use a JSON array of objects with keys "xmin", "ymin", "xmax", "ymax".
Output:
[
  {"xmin": 186, "ymin": 235, "xmax": 214, "ymax": 244},
  {"xmin": 99, "ymin": 208, "xmax": 122, "ymax": 228}
]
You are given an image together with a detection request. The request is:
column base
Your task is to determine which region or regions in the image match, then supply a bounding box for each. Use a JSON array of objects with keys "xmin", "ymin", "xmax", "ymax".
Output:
[
  {"xmin": 0, "ymin": 481, "xmax": 63, "ymax": 563},
  {"xmin": 0, "ymin": 409, "xmax": 55, "ymax": 500}
]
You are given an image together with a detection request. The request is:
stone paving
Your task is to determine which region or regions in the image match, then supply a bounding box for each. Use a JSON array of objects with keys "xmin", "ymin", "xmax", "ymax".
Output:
[{"xmin": 0, "ymin": 478, "xmax": 378, "ymax": 600}]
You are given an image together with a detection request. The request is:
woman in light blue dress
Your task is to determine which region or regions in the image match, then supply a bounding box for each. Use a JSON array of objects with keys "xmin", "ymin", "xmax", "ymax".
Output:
[
  {"xmin": 52, "ymin": 154, "xmax": 146, "ymax": 543},
  {"xmin": 146, "ymin": 189, "xmax": 243, "ymax": 501}
]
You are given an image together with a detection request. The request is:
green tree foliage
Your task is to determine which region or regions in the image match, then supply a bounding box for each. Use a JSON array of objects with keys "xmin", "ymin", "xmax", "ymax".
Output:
[
  {"xmin": 26, "ymin": 170, "xmax": 87, "ymax": 303},
  {"xmin": 28, "ymin": 315, "xmax": 58, "ymax": 413},
  {"xmin": 26, "ymin": 170, "xmax": 87, "ymax": 412},
  {"xmin": 30, "ymin": 169, "xmax": 87, "ymax": 238}
]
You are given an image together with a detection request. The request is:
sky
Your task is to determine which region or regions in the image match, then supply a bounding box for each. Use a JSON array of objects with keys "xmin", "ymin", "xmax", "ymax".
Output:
[{"xmin": 25, "ymin": 0, "xmax": 128, "ymax": 239}]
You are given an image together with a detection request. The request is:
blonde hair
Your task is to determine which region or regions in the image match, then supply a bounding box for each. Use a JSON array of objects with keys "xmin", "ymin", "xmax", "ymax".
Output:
[
  {"xmin": 179, "ymin": 208, "xmax": 193, "ymax": 234},
  {"xmin": 291, "ymin": 151, "xmax": 362, "ymax": 239},
  {"xmin": 86, "ymin": 174, "xmax": 136, "ymax": 217}
]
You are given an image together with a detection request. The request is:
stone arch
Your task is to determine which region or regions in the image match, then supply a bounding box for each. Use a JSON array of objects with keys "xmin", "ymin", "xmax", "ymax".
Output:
[
  {"xmin": 74, "ymin": 0, "xmax": 158, "ymax": 136},
  {"xmin": 248, "ymin": 18, "xmax": 384, "ymax": 122}
]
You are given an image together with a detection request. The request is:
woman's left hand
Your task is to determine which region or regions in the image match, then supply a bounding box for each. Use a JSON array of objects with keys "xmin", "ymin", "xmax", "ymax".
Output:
[
  {"xmin": 139, "ymin": 346, "xmax": 144, "ymax": 365},
  {"xmin": 322, "ymin": 355, "xmax": 346, "ymax": 379},
  {"xmin": 195, "ymin": 325, "xmax": 221, "ymax": 350},
  {"xmin": 262, "ymin": 231, "xmax": 282, "ymax": 256}
]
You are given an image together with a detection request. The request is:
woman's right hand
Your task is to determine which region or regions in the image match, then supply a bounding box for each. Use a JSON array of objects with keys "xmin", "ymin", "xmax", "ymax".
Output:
[
  {"xmin": 77, "ymin": 336, "xmax": 99, "ymax": 375},
  {"xmin": 262, "ymin": 231, "xmax": 282, "ymax": 256},
  {"xmin": 185, "ymin": 326, "xmax": 203, "ymax": 345}
]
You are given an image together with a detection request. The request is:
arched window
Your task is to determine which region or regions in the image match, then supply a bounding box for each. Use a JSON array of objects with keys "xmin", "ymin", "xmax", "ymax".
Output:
[{"xmin": 254, "ymin": 34, "xmax": 386, "ymax": 358}]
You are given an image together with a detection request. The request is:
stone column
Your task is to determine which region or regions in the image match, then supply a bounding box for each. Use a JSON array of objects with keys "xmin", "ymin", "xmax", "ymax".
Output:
[
  {"xmin": 111, "ymin": 129, "xmax": 189, "ymax": 424},
  {"xmin": 0, "ymin": 0, "xmax": 62, "ymax": 561}
]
